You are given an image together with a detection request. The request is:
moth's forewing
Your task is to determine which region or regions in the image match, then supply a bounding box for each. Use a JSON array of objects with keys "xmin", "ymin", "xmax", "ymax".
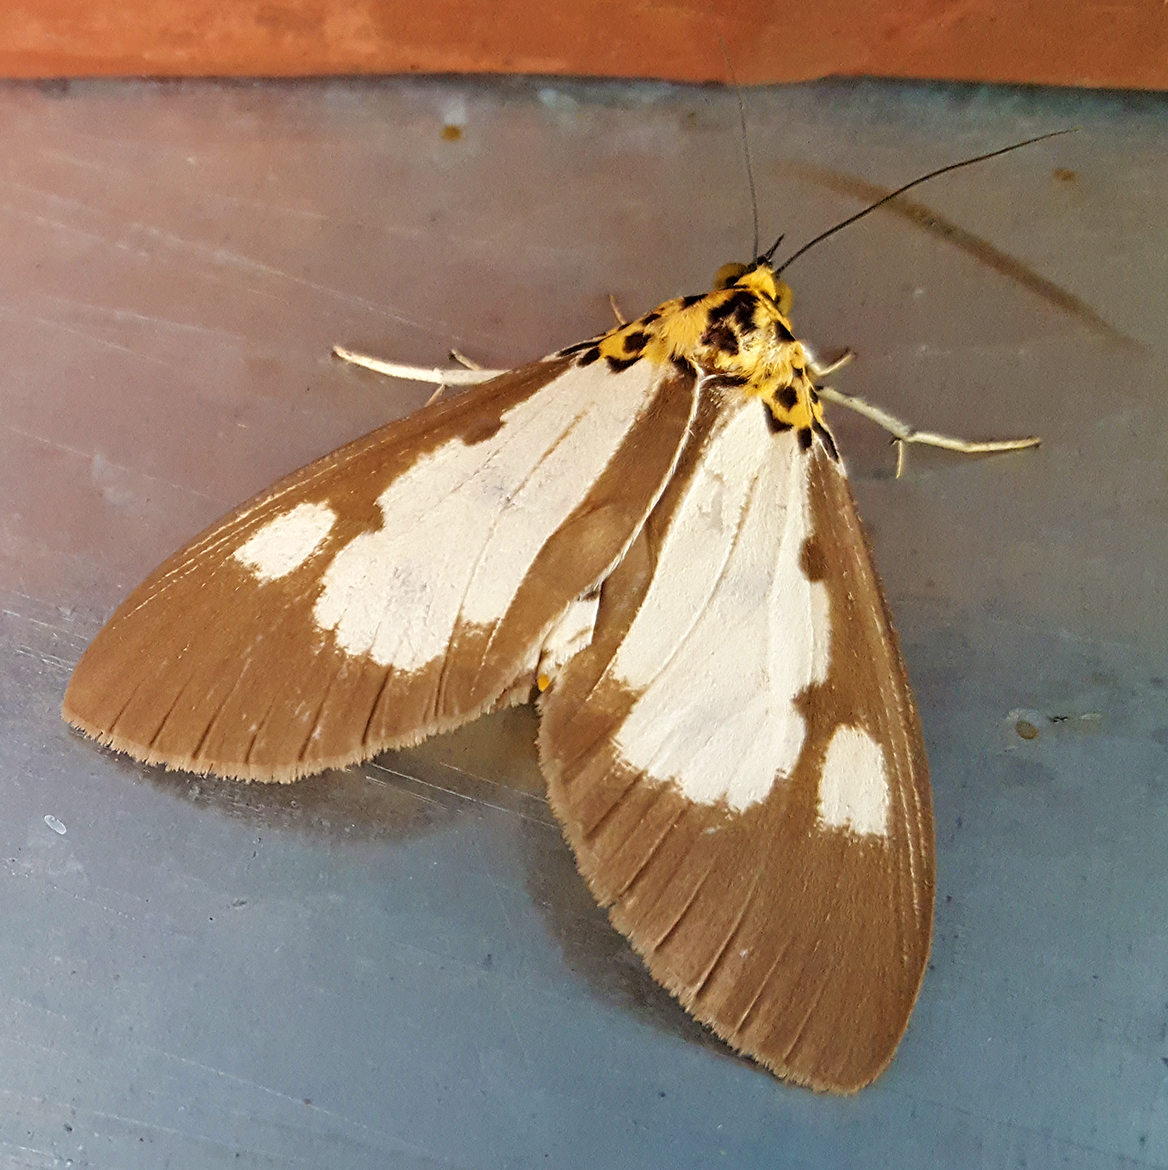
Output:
[{"xmin": 64, "ymin": 358, "xmax": 695, "ymax": 780}]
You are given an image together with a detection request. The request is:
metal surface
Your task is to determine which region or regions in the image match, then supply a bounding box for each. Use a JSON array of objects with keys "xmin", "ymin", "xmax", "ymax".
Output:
[{"xmin": 1, "ymin": 75, "xmax": 1165, "ymax": 1168}]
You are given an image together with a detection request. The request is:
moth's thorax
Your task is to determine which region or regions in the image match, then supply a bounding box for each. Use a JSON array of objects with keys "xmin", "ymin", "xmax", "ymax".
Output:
[{"xmin": 575, "ymin": 263, "xmax": 832, "ymax": 449}]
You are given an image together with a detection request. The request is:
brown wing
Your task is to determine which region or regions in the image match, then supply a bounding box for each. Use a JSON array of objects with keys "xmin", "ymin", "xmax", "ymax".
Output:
[
  {"xmin": 538, "ymin": 398, "xmax": 934, "ymax": 1092},
  {"xmin": 64, "ymin": 357, "xmax": 698, "ymax": 781}
]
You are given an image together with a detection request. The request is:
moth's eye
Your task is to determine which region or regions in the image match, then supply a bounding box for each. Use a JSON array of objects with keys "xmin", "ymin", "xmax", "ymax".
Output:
[
  {"xmin": 712, "ymin": 262, "xmax": 748, "ymax": 290},
  {"xmin": 774, "ymin": 280, "xmax": 795, "ymax": 317}
]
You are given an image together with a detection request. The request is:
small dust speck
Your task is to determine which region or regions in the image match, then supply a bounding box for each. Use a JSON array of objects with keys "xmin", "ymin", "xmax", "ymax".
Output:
[
  {"xmin": 44, "ymin": 814, "xmax": 67, "ymax": 835},
  {"xmin": 1053, "ymin": 168, "xmax": 1076, "ymax": 182},
  {"xmin": 1015, "ymin": 720, "xmax": 1039, "ymax": 741},
  {"xmin": 441, "ymin": 124, "xmax": 462, "ymax": 141}
]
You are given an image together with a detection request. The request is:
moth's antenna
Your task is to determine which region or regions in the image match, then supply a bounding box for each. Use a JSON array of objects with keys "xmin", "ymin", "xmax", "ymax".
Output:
[
  {"xmin": 775, "ymin": 130, "xmax": 1075, "ymax": 276},
  {"xmin": 714, "ymin": 29, "xmax": 760, "ymax": 263}
]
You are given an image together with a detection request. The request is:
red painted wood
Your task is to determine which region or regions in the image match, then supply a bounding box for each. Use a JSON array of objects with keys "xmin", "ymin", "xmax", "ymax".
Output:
[{"xmin": 0, "ymin": 0, "xmax": 1163, "ymax": 90}]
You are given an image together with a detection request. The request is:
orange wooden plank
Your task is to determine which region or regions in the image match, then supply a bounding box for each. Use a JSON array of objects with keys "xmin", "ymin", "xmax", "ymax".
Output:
[{"xmin": 0, "ymin": 0, "xmax": 1164, "ymax": 90}]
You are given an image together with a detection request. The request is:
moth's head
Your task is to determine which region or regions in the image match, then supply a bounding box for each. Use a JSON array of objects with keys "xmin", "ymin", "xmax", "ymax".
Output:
[{"xmin": 711, "ymin": 260, "xmax": 794, "ymax": 318}]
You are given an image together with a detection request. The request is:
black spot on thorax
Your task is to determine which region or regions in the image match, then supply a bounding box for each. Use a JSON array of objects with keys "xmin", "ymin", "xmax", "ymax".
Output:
[
  {"xmin": 811, "ymin": 419, "xmax": 839, "ymax": 460},
  {"xmin": 702, "ymin": 322, "xmax": 739, "ymax": 355},
  {"xmin": 706, "ymin": 288, "xmax": 757, "ymax": 327},
  {"xmin": 764, "ymin": 405, "xmax": 793, "ymax": 433},
  {"xmin": 621, "ymin": 330, "xmax": 650, "ymax": 355},
  {"xmin": 605, "ymin": 354, "xmax": 640, "ymax": 373}
]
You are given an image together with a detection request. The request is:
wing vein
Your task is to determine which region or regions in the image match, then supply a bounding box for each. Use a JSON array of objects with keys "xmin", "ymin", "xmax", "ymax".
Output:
[
  {"xmin": 650, "ymin": 863, "xmax": 715, "ymax": 951},
  {"xmin": 691, "ymin": 874, "xmax": 761, "ymax": 1000},
  {"xmin": 611, "ymin": 801, "xmax": 686, "ymax": 899}
]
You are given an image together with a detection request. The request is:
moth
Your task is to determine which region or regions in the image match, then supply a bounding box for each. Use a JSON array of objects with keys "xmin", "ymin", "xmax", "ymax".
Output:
[{"xmin": 63, "ymin": 143, "xmax": 1049, "ymax": 1092}]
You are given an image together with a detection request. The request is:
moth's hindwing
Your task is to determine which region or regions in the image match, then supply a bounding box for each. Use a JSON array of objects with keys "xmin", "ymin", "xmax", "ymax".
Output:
[
  {"xmin": 538, "ymin": 389, "xmax": 933, "ymax": 1093},
  {"xmin": 63, "ymin": 356, "xmax": 697, "ymax": 780}
]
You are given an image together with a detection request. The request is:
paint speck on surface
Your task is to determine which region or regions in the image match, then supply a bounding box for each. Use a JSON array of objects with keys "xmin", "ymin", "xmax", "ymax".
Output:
[
  {"xmin": 1053, "ymin": 167, "xmax": 1077, "ymax": 182},
  {"xmin": 441, "ymin": 124, "xmax": 462, "ymax": 141},
  {"xmin": 44, "ymin": 814, "xmax": 66, "ymax": 834},
  {"xmin": 1015, "ymin": 720, "xmax": 1039, "ymax": 740}
]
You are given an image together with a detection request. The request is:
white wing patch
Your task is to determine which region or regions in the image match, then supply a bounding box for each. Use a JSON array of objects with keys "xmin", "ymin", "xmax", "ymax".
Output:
[
  {"xmin": 233, "ymin": 501, "xmax": 337, "ymax": 582},
  {"xmin": 312, "ymin": 360, "xmax": 659, "ymax": 669},
  {"xmin": 610, "ymin": 401, "xmax": 831, "ymax": 811},
  {"xmin": 817, "ymin": 725, "xmax": 890, "ymax": 838},
  {"xmin": 535, "ymin": 594, "xmax": 600, "ymax": 684}
]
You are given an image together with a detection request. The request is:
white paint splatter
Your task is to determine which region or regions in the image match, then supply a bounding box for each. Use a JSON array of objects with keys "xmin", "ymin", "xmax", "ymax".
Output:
[
  {"xmin": 44, "ymin": 814, "xmax": 66, "ymax": 835},
  {"xmin": 233, "ymin": 501, "xmax": 337, "ymax": 583}
]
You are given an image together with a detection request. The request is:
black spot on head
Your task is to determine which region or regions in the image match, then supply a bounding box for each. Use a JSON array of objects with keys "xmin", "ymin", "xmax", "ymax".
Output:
[
  {"xmin": 702, "ymin": 323, "xmax": 739, "ymax": 355},
  {"xmin": 605, "ymin": 354, "xmax": 639, "ymax": 373},
  {"xmin": 797, "ymin": 426, "xmax": 813, "ymax": 451},
  {"xmin": 639, "ymin": 311, "xmax": 661, "ymax": 325},
  {"xmin": 621, "ymin": 330, "xmax": 649, "ymax": 355},
  {"xmin": 812, "ymin": 418, "xmax": 839, "ymax": 460},
  {"xmin": 774, "ymin": 319, "xmax": 796, "ymax": 343},
  {"xmin": 681, "ymin": 294, "xmax": 705, "ymax": 308},
  {"xmin": 777, "ymin": 386, "xmax": 799, "ymax": 411},
  {"xmin": 577, "ymin": 346, "xmax": 601, "ymax": 366}
]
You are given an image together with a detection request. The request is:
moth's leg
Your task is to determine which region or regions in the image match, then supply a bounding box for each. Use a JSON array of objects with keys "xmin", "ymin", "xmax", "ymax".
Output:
[
  {"xmin": 449, "ymin": 349, "xmax": 483, "ymax": 371},
  {"xmin": 331, "ymin": 345, "xmax": 501, "ymax": 385},
  {"xmin": 608, "ymin": 294, "xmax": 627, "ymax": 326},
  {"xmin": 418, "ymin": 351, "xmax": 486, "ymax": 404},
  {"xmin": 816, "ymin": 384, "xmax": 1040, "ymax": 478}
]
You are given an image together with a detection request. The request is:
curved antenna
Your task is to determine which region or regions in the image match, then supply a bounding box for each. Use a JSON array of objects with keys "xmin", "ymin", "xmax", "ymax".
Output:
[
  {"xmin": 714, "ymin": 29, "xmax": 760, "ymax": 263},
  {"xmin": 774, "ymin": 130, "xmax": 1075, "ymax": 276}
]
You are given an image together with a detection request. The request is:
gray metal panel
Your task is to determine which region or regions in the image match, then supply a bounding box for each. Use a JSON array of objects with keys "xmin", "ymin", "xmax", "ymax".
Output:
[{"xmin": 1, "ymin": 75, "xmax": 1164, "ymax": 1168}]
